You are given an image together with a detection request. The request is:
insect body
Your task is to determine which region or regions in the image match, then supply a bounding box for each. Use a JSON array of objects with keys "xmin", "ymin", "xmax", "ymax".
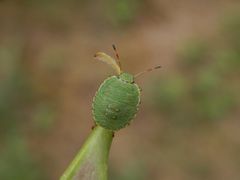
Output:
[
  {"xmin": 92, "ymin": 73, "xmax": 140, "ymax": 131},
  {"xmin": 92, "ymin": 45, "xmax": 160, "ymax": 131}
]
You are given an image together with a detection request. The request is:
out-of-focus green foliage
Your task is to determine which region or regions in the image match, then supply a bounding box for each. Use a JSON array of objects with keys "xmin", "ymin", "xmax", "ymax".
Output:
[
  {"xmin": 33, "ymin": 103, "xmax": 56, "ymax": 132},
  {"xmin": 110, "ymin": 160, "xmax": 147, "ymax": 180},
  {"xmin": 106, "ymin": 0, "xmax": 143, "ymax": 26},
  {"xmin": 178, "ymin": 40, "xmax": 209, "ymax": 69},
  {"xmin": 12, "ymin": 0, "xmax": 145, "ymax": 29},
  {"xmin": 151, "ymin": 13, "xmax": 240, "ymax": 128},
  {"xmin": 0, "ymin": 42, "xmax": 55, "ymax": 179},
  {"xmin": 153, "ymin": 75, "xmax": 187, "ymax": 114},
  {"xmin": 0, "ymin": 136, "xmax": 46, "ymax": 180},
  {"xmin": 0, "ymin": 44, "xmax": 33, "ymax": 136},
  {"xmin": 222, "ymin": 12, "xmax": 240, "ymax": 51}
]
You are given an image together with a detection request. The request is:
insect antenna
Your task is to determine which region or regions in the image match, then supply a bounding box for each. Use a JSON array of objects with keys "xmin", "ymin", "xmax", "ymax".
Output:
[
  {"xmin": 112, "ymin": 44, "xmax": 122, "ymax": 70},
  {"xmin": 134, "ymin": 65, "xmax": 161, "ymax": 78},
  {"xmin": 94, "ymin": 52, "xmax": 121, "ymax": 75}
]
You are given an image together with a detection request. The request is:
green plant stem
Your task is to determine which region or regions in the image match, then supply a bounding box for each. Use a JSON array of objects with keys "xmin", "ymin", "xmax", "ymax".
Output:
[{"xmin": 60, "ymin": 126, "xmax": 114, "ymax": 180}]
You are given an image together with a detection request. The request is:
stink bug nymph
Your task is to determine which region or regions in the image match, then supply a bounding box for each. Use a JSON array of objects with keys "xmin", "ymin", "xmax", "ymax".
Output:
[{"xmin": 92, "ymin": 45, "xmax": 161, "ymax": 131}]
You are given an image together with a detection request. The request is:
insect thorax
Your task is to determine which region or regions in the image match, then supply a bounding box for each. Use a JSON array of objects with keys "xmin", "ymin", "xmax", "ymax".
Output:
[{"xmin": 119, "ymin": 73, "xmax": 134, "ymax": 83}]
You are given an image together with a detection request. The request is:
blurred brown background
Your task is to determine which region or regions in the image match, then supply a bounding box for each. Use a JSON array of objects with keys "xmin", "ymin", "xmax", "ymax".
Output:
[{"xmin": 0, "ymin": 0, "xmax": 240, "ymax": 179}]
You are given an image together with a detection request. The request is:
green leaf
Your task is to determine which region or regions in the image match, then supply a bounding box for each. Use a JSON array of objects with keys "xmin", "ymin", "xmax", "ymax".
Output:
[{"xmin": 60, "ymin": 126, "xmax": 114, "ymax": 180}]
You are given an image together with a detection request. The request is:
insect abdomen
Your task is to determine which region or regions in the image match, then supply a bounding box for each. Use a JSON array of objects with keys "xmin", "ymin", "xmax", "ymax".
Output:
[{"xmin": 92, "ymin": 76, "xmax": 140, "ymax": 131}]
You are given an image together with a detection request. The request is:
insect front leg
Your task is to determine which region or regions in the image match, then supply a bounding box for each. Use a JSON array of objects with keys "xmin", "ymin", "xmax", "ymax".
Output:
[{"xmin": 91, "ymin": 122, "xmax": 97, "ymax": 130}]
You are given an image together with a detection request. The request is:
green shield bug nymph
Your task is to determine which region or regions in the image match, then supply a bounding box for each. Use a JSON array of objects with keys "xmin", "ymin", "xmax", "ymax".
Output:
[{"xmin": 92, "ymin": 45, "xmax": 161, "ymax": 131}]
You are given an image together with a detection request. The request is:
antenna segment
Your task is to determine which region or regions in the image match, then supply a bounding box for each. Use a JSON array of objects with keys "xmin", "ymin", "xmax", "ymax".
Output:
[
  {"xmin": 134, "ymin": 65, "xmax": 161, "ymax": 78},
  {"xmin": 112, "ymin": 44, "xmax": 121, "ymax": 70}
]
